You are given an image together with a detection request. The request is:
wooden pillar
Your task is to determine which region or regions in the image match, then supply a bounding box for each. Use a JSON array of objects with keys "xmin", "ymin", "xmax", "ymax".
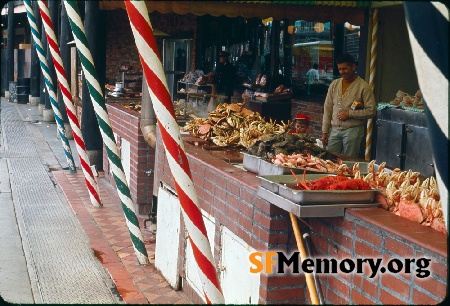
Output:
[
  {"xmin": 332, "ymin": 23, "xmax": 345, "ymax": 77},
  {"xmin": 81, "ymin": 0, "xmax": 106, "ymax": 169},
  {"xmin": 6, "ymin": 2, "xmax": 15, "ymax": 87},
  {"xmin": 29, "ymin": 1, "xmax": 41, "ymax": 106},
  {"xmin": 283, "ymin": 20, "xmax": 293, "ymax": 85}
]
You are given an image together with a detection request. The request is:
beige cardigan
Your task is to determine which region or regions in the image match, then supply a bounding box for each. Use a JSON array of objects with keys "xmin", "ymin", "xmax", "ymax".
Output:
[{"xmin": 322, "ymin": 76, "xmax": 377, "ymax": 133}]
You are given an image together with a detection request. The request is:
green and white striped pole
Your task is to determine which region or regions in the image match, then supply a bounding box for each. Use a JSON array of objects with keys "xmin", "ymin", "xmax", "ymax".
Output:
[
  {"xmin": 63, "ymin": 0, "xmax": 149, "ymax": 265},
  {"xmin": 24, "ymin": 0, "xmax": 76, "ymax": 173}
]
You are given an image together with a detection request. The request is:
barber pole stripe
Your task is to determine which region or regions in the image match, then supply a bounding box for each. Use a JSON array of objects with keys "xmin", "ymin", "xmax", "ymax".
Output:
[
  {"xmin": 23, "ymin": 0, "xmax": 76, "ymax": 173},
  {"xmin": 36, "ymin": 0, "xmax": 101, "ymax": 208},
  {"xmin": 365, "ymin": 8, "xmax": 378, "ymax": 160},
  {"xmin": 404, "ymin": 2, "xmax": 448, "ymax": 229},
  {"xmin": 124, "ymin": 1, "xmax": 224, "ymax": 303},
  {"xmin": 63, "ymin": 0, "xmax": 149, "ymax": 265}
]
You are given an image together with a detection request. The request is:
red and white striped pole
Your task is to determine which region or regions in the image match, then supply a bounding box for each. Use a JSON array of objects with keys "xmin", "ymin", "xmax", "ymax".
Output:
[
  {"xmin": 124, "ymin": 1, "xmax": 224, "ymax": 303},
  {"xmin": 37, "ymin": 0, "xmax": 102, "ymax": 207}
]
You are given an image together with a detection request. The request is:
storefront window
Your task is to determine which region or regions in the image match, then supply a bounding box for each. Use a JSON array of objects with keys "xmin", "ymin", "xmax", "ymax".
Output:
[{"xmin": 290, "ymin": 20, "xmax": 360, "ymax": 98}]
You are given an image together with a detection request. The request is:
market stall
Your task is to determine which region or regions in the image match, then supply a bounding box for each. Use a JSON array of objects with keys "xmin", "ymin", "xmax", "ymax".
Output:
[{"xmin": 153, "ymin": 126, "xmax": 447, "ymax": 304}]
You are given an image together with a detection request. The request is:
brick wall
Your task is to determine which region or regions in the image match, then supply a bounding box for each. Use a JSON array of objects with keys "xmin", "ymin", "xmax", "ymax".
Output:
[
  {"xmin": 103, "ymin": 103, "xmax": 155, "ymax": 215},
  {"xmin": 154, "ymin": 132, "xmax": 447, "ymax": 304},
  {"xmin": 105, "ymin": 10, "xmax": 197, "ymax": 85},
  {"xmin": 307, "ymin": 209, "xmax": 447, "ymax": 304}
]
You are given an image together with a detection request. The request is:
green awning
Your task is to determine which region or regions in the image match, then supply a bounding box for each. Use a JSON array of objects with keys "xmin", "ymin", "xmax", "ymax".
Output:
[{"xmin": 99, "ymin": 1, "xmax": 371, "ymax": 25}]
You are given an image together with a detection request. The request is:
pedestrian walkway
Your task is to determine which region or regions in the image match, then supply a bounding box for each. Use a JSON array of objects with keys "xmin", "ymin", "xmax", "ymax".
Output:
[{"xmin": 0, "ymin": 99, "xmax": 191, "ymax": 304}]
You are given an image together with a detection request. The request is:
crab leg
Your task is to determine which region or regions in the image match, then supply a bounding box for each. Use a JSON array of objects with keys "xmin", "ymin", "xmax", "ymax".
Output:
[{"xmin": 291, "ymin": 169, "xmax": 311, "ymax": 190}]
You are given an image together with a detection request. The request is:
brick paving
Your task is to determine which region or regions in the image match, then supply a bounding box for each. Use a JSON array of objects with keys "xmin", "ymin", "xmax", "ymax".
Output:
[{"xmin": 53, "ymin": 170, "xmax": 192, "ymax": 304}]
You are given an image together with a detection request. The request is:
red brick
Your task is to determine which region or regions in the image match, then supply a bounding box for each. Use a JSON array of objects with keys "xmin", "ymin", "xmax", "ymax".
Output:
[
  {"xmin": 240, "ymin": 187, "xmax": 256, "ymax": 204},
  {"xmin": 326, "ymin": 287, "xmax": 350, "ymax": 304},
  {"xmin": 239, "ymin": 201, "xmax": 254, "ymax": 219},
  {"xmin": 384, "ymin": 237, "xmax": 414, "ymax": 258},
  {"xmin": 266, "ymin": 286, "xmax": 305, "ymax": 301},
  {"xmin": 310, "ymin": 235, "xmax": 329, "ymax": 255},
  {"xmin": 355, "ymin": 225, "xmax": 382, "ymax": 247},
  {"xmin": 351, "ymin": 289, "xmax": 375, "ymax": 305},
  {"xmin": 270, "ymin": 216, "xmax": 291, "ymax": 231},
  {"xmin": 353, "ymin": 273, "xmax": 363, "ymax": 289},
  {"xmin": 328, "ymin": 275, "xmax": 350, "ymax": 297},
  {"xmin": 381, "ymin": 273, "xmax": 410, "ymax": 299},
  {"xmin": 254, "ymin": 209, "xmax": 271, "ymax": 229},
  {"xmin": 239, "ymin": 215, "xmax": 253, "ymax": 232},
  {"xmin": 379, "ymin": 288, "xmax": 406, "ymax": 304},
  {"xmin": 331, "ymin": 217, "xmax": 355, "ymax": 235},
  {"xmin": 330, "ymin": 229, "xmax": 353, "ymax": 251},
  {"xmin": 309, "ymin": 219, "xmax": 330, "ymax": 237},
  {"xmin": 225, "ymin": 193, "xmax": 239, "ymax": 208},
  {"xmin": 225, "ymin": 204, "xmax": 239, "ymax": 224},
  {"xmin": 419, "ymin": 254, "xmax": 447, "ymax": 280},
  {"xmin": 226, "ymin": 180, "xmax": 240, "ymax": 197},
  {"xmin": 412, "ymin": 287, "xmax": 444, "ymax": 304},
  {"xmin": 362, "ymin": 277, "xmax": 378, "ymax": 298},
  {"xmin": 415, "ymin": 275, "xmax": 447, "ymax": 299},
  {"xmin": 355, "ymin": 241, "xmax": 381, "ymax": 258},
  {"xmin": 268, "ymin": 231, "xmax": 289, "ymax": 245},
  {"xmin": 213, "ymin": 185, "xmax": 226, "ymax": 200},
  {"xmin": 263, "ymin": 273, "xmax": 306, "ymax": 288}
]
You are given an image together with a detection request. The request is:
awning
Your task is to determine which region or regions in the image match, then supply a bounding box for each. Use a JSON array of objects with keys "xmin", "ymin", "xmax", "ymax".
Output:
[{"xmin": 99, "ymin": 1, "xmax": 369, "ymax": 25}]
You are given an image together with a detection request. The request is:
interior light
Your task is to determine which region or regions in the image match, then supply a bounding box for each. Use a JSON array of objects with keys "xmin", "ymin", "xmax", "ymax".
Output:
[
  {"xmin": 287, "ymin": 25, "xmax": 295, "ymax": 35},
  {"xmin": 314, "ymin": 22, "xmax": 324, "ymax": 33}
]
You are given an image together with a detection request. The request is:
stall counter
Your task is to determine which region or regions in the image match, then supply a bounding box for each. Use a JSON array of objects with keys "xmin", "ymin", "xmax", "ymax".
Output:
[{"xmin": 152, "ymin": 132, "xmax": 447, "ymax": 305}]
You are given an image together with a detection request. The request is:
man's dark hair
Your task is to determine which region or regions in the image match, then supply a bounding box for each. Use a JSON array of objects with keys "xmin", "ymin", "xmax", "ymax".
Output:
[{"xmin": 336, "ymin": 53, "xmax": 356, "ymax": 65}]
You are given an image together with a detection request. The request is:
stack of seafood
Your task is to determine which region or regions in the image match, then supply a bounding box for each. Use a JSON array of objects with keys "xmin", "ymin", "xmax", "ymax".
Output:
[
  {"xmin": 291, "ymin": 171, "xmax": 372, "ymax": 191},
  {"xmin": 288, "ymin": 161, "xmax": 445, "ymax": 234},
  {"xmin": 270, "ymin": 152, "xmax": 355, "ymax": 175},
  {"xmin": 121, "ymin": 102, "xmax": 141, "ymax": 113},
  {"xmin": 247, "ymin": 133, "xmax": 336, "ymax": 161},
  {"xmin": 361, "ymin": 163, "xmax": 444, "ymax": 234},
  {"xmin": 390, "ymin": 89, "xmax": 424, "ymax": 109},
  {"xmin": 358, "ymin": 162, "xmax": 444, "ymax": 234},
  {"xmin": 181, "ymin": 103, "xmax": 290, "ymax": 148}
]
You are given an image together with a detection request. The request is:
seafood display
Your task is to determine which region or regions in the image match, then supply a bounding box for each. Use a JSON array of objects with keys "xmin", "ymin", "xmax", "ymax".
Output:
[
  {"xmin": 390, "ymin": 89, "xmax": 423, "ymax": 109},
  {"xmin": 121, "ymin": 102, "xmax": 141, "ymax": 112},
  {"xmin": 290, "ymin": 170, "xmax": 372, "ymax": 191},
  {"xmin": 181, "ymin": 102, "xmax": 291, "ymax": 148},
  {"xmin": 247, "ymin": 133, "xmax": 335, "ymax": 161},
  {"xmin": 355, "ymin": 161, "xmax": 444, "ymax": 234},
  {"xmin": 270, "ymin": 152, "xmax": 356, "ymax": 175}
]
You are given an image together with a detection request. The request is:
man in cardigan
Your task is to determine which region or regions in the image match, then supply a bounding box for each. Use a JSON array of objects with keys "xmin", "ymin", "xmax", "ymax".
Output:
[{"xmin": 321, "ymin": 54, "xmax": 377, "ymax": 158}]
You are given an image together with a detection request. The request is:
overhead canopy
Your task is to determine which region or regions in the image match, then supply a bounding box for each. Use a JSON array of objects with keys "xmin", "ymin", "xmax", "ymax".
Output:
[{"xmin": 99, "ymin": 1, "xmax": 370, "ymax": 25}]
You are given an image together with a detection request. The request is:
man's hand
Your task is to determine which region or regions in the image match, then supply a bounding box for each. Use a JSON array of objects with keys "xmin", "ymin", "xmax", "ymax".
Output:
[
  {"xmin": 321, "ymin": 133, "xmax": 329, "ymax": 146},
  {"xmin": 337, "ymin": 110, "xmax": 350, "ymax": 121}
]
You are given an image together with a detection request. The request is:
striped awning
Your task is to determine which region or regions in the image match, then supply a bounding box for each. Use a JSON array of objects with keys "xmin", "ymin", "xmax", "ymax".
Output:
[{"xmin": 99, "ymin": 1, "xmax": 375, "ymax": 25}]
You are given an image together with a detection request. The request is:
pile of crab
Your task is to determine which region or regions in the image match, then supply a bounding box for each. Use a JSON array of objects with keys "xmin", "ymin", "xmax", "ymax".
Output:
[
  {"xmin": 289, "ymin": 161, "xmax": 445, "ymax": 234},
  {"xmin": 272, "ymin": 152, "xmax": 356, "ymax": 175},
  {"xmin": 360, "ymin": 161, "xmax": 445, "ymax": 234},
  {"xmin": 181, "ymin": 102, "xmax": 291, "ymax": 148}
]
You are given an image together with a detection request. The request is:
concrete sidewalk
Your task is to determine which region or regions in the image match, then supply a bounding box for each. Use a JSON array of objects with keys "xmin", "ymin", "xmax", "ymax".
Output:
[{"xmin": 0, "ymin": 99, "xmax": 191, "ymax": 304}]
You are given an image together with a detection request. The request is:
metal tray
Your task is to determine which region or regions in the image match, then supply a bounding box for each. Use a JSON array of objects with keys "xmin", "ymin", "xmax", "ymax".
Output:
[
  {"xmin": 258, "ymin": 175, "xmax": 298, "ymax": 193},
  {"xmin": 261, "ymin": 174, "xmax": 378, "ymax": 204},
  {"xmin": 242, "ymin": 152, "xmax": 260, "ymax": 173},
  {"xmin": 257, "ymin": 186, "xmax": 379, "ymax": 217},
  {"xmin": 258, "ymin": 158, "xmax": 321, "ymax": 175}
]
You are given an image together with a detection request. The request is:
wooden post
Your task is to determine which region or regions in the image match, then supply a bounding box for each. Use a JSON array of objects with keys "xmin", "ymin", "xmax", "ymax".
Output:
[{"xmin": 81, "ymin": 0, "xmax": 105, "ymax": 169}]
